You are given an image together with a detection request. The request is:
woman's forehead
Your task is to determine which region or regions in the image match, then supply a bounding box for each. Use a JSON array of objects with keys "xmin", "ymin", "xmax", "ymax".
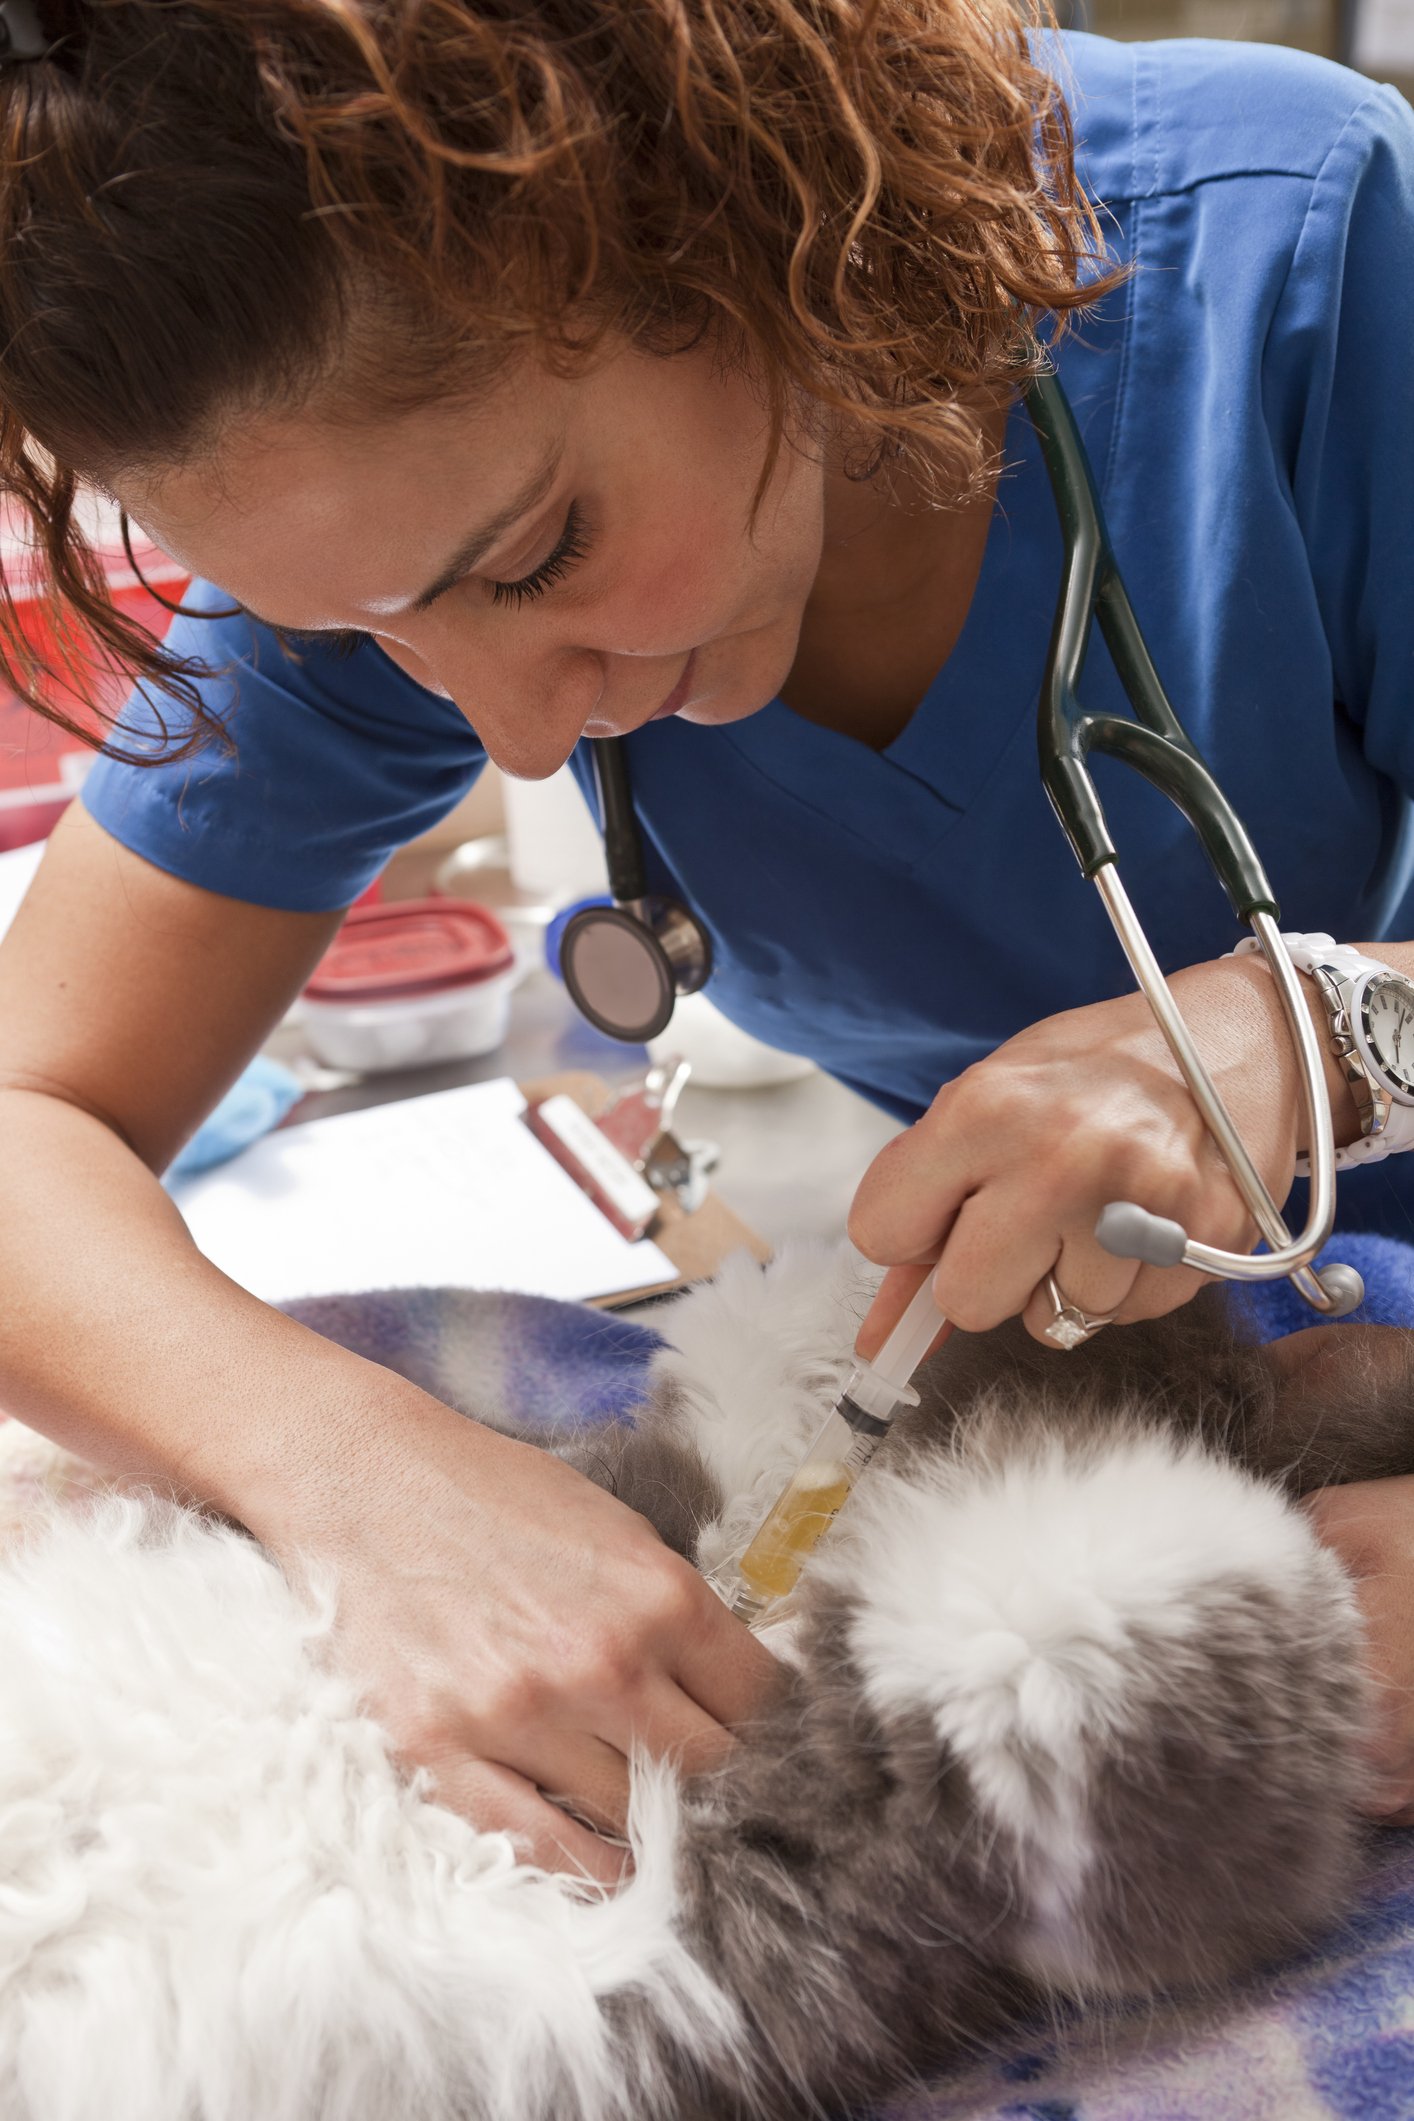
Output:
[{"xmin": 125, "ymin": 372, "xmax": 576, "ymax": 629}]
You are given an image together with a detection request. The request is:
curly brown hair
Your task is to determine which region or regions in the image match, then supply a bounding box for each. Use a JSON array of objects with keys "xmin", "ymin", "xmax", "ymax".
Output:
[{"xmin": 0, "ymin": 0, "xmax": 1114, "ymax": 761}]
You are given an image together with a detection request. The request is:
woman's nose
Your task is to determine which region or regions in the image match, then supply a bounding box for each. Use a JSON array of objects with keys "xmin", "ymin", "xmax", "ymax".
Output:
[{"xmin": 375, "ymin": 627, "xmax": 606, "ymax": 779}]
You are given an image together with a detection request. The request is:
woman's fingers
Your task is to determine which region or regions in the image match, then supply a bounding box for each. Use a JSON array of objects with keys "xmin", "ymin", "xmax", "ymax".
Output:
[
  {"xmin": 848, "ymin": 1108, "xmax": 973, "ymax": 1270},
  {"xmin": 925, "ymin": 1185, "xmax": 1060, "ymax": 1333},
  {"xmin": 859, "ymin": 1199, "xmax": 1145, "ymax": 1354},
  {"xmin": 513, "ymin": 1731, "xmax": 633, "ymax": 1840},
  {"xmin": 522, "ymin": 1679, "xmax": 746, "ymax": 1839},
  {"xmin": 423, "ymin": 1754, "xmax": 629, "ymax": 1885},
  {"xmin": 1114, "ymin": 1258, "xmax": 1214, "ymax": 1321},
  {"xmin": 670, "ymin": 1607, "xmax": 783, "ymax": 1739},
  {"xmin": 627, "ymin": 1682, "xmax": 743, "ymax": 1779},
  {"xmin": 1018, "ymin": 1233, "xmax": 1140, "ymax": 1347},
  {"xmin": 856, "ymin": 1262, "xmax": 954, "ymax": 1363}
]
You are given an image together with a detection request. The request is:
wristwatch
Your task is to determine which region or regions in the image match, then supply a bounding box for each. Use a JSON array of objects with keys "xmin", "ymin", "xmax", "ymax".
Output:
[{"xmin": 1235, "ymin": 933, "xmax": 1414, "ymax": 1171}]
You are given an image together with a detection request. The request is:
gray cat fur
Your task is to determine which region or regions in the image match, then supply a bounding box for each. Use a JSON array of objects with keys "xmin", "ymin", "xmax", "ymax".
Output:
[{"xmin": 279, "ymin": 1283, "xmax": 1395, "ymax": 2121}]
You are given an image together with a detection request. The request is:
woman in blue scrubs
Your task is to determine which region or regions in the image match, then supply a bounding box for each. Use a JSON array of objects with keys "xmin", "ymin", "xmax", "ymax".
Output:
[{"xmin": 1, "ymin": 1, "xmax": 1413, "ymax": 1865}]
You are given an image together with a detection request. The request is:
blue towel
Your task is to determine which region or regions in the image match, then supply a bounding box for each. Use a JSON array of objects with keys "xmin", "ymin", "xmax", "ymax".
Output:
[
  {"xmin": 165, "ymin": 1054, "xmax": 305, "ymax": 1181},
  {"xmin": 1234, "ymin": 1232, "xmax": 1414, "ymax": 1341}
]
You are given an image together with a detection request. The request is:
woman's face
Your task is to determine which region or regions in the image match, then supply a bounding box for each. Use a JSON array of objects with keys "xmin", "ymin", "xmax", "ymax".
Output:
[{"xmin": 123, "ymin": 338, "xmax": 830, "ymax": 780}]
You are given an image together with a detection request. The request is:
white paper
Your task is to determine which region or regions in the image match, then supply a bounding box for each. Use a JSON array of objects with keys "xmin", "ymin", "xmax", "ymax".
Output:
[
  {"xmin": 1355, "ymin": 0, "xmax": 1414, "ymax": 70},
  {"xmin": 0, "ymin": 839, "xmax": 45, "ymax": 948},
  {"xmin": 169, "ymin": 1077, "xmax": 675, "ymax": 1306}
]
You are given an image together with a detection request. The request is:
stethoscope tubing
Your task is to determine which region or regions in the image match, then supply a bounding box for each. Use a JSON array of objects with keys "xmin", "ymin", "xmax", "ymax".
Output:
[{"xmin": 1023, "ymin": 361, "xmax": 1354, "ymax": 1314}]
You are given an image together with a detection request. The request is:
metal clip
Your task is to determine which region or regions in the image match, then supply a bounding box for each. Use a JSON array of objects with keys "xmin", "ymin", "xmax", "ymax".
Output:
[{"xmin": 597, "ymin": 1056, "xmax": 719, "ymax": 1212}]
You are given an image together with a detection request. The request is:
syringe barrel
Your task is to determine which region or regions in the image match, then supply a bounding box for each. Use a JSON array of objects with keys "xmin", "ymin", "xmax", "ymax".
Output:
[
  {"xmin": 709, "ymin": 1284, "xmax": 946, "ymax": 1627},
  {"xmin": 728, "ymin": 1401, "xmax": 886, "ymax": 1613}
]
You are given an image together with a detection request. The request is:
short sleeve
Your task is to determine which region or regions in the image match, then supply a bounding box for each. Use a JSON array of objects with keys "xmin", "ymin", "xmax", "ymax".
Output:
[
  {"xmin": 82, "ymin": 581, "xmax": 486, "ymax": 911},
  {"xmin": 1262, "ymin": 82, "xmax": 1414, "ymax": 788}
]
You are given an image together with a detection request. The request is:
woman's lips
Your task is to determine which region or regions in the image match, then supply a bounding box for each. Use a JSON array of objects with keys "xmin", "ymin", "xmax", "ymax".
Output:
[
  {"xmin": 581, "ymin": 650, "xmax": 699, "ymax": 740},
  {"xmin": 650, "ymin": 648, "xmax": 698, "ymax": 721}
]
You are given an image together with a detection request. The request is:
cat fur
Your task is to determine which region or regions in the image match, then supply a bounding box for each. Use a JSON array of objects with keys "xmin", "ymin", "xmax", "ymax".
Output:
[{"xmin": 0, "ymin": 1245, "xmax": 1397, "ymax": 2121}]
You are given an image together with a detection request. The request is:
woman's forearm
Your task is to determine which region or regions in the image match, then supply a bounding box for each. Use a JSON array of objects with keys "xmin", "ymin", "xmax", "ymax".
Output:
[
  {"xmin": 0, "ymin": 1083, "xmax": 779, "ymax": 1877},
  {"xmin": 0, "ymin": 1084, "xmax": 471, "ymax": 1533}
]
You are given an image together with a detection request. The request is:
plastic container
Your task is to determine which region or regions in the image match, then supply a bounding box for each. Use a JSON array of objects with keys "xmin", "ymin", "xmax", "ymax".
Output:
[{"xmin": 300, "ymin": 899, "xmax": 517, "ymax": 1073}]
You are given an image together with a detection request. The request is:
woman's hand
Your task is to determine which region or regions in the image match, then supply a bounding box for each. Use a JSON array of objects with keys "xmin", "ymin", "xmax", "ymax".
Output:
[
  {"xmin": 261, "ymin": 1398, "xmax": 780, "ymax": 1885},
  {"xmin": 852, "ymin": 950, "xmax": 1356, "ymax": 1354},
  {"xmin": 1305, "ymin": 1474, "xmax": 1414, "ymax": 1823}
]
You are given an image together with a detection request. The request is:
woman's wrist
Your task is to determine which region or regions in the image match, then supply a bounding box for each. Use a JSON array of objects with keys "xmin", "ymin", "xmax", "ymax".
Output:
[
  {"xmin": 198, "ymin": 1314, "xmax": 497, "ymax": 1554},
  {"xmin": 1209, "ymin": 942, "xmax": 1365, "ymax": 1159},
  {"xmin": 1292, "ymin": 964, "xmax": 1366, "ymax": 1155}
]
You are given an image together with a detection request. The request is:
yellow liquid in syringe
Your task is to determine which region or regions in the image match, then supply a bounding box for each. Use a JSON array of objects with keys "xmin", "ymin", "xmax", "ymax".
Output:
[
  {"xmin": 716, "ymin": 1283, "xmax": 943, "ymax": 1626},
  {"xmin": 735, "ymin": 1464, "xmax": 855, "ymax": 1603}
]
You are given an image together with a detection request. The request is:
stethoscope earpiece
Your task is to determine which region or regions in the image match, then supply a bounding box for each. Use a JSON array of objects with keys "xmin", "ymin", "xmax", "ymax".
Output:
[{"xmin": 566, "ymin": 737, "xmax": 713, "ymax": 1044}]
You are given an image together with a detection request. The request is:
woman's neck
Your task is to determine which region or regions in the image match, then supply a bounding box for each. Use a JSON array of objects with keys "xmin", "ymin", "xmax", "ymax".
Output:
[{"xmin": 781, "ymin": 396, "xmax": 1011, "ymax": 750}]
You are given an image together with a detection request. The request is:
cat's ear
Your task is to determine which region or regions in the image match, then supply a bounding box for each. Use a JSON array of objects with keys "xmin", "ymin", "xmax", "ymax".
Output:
[
  {"xmin": 1262, "ymin": 1321, "xmax": 1413, "ymax": 1397},
  {"xmin": 1259, "ymin": 1323, "xmax": 1414, "ymax": 1492}
]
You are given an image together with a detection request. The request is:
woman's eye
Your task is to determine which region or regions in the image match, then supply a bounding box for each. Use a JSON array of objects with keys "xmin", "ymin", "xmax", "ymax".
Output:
[{"xmin": 489, "ymin": 502, "xmax": 592, "ymax": 610}]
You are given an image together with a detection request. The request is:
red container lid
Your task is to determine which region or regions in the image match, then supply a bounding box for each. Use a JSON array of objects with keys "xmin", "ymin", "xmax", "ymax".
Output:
[{"xmin": 305, "ymin": 899, "xmax": 514, "ymax": 1004}]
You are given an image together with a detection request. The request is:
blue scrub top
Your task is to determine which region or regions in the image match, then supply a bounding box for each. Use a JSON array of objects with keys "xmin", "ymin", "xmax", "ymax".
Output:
[{"xmin": 85, "ymin": 33, "xmax": 1414, "ymax": 1229}]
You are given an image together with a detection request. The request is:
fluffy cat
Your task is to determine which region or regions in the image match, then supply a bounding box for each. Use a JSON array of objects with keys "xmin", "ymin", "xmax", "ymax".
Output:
[{"xmin": 0, "ymin": 1246, "xmax": 1403, "ymax": 2121}]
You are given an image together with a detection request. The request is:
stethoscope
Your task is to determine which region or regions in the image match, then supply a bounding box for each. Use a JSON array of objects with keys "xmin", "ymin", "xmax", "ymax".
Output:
[
  {"xmin": 559, "ymin": 362, "xmax": 1363, "ymax": 1319},
  {"xmin": 558, "ymin": 739, "xmax": 714, "ymax": 1046}
]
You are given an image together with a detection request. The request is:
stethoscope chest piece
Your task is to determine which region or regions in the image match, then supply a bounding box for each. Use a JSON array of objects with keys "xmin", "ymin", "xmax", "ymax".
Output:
[
  {"xmin": 565, "ymin": 736, "xmax": 714, "ymax": 1043},
  {"xmin": 559, "ymin": 895, "xmax": 712, "ymax": 1044}
]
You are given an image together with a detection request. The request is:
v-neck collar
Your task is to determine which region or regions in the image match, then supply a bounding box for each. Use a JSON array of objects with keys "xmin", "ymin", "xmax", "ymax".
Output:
[{"xmin": 716, "ymin": 400, "xmax": 1062, "ymax": 874}]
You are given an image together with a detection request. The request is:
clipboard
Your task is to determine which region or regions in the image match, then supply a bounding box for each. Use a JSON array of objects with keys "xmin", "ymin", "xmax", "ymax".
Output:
[{"xmin": 518, "ymin": 1070, "xmax": 771, "ymax": 1306}]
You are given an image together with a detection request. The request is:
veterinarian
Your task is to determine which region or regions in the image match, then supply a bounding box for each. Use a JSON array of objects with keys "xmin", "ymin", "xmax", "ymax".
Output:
[{"xmin": 1, "ymin": 0, "xmax": 1413, "ymax": 1869}]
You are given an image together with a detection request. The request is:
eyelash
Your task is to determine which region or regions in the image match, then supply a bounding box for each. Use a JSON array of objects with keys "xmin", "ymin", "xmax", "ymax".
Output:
[
  {"xmin": 488, "ymin": 502, "xmax": 592, "ymax": 610},
  {"xmin": 261, "ymin": 501, "xmax": 591, "ymax": 656}
]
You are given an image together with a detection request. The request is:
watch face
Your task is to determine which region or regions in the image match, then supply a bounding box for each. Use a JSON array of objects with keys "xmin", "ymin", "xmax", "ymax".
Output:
[{"xmin": 1359, "ymin": 972, "xmax": 1414, "ymax": 1097}]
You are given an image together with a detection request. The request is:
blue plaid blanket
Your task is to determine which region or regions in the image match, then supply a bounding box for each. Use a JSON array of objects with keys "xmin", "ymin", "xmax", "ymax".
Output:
[
  {"xmin": 289, "ymin": 1234, "xmax": 1414, "ymax": 2121},
  {"xmin": 883, "ymin": 1830, "xmax": 1414, "ymax": 2120}
]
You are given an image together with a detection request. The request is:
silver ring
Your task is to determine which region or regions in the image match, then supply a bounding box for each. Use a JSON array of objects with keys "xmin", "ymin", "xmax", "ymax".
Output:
[{"xmin": 1042, "ymin": 1272, "xmax": 1116, "ymax": 1351}]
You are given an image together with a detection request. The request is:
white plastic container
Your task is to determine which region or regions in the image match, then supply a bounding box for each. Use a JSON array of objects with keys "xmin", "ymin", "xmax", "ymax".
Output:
[
  {"xmin": 300, "ymin": 899, "xmax": 517, "ymax": 1073},
  {"xmin": 500, "ymin": 763, "xmax": 608, "ymax": 902}
]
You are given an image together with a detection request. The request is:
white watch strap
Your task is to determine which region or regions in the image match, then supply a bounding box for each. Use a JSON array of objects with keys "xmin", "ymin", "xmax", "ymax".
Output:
[{"xmin": 1232, "ymin": 931, "xmax": 1414, "ymax": 1171}]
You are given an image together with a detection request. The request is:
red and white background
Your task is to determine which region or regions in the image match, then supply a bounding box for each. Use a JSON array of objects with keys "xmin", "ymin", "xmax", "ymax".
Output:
[{"xmin": 0, "ymin": 493, "xmax": 188, "ymax": 853}]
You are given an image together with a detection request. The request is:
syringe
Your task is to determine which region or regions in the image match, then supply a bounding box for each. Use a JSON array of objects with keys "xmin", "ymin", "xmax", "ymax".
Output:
[{"xmin": 707, "ymin": 1279, "xmax": 946, "ymax": 1627}]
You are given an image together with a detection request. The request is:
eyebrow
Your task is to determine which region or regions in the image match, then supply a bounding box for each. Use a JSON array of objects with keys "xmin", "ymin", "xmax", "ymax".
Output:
[
  {"xmin": 240, "ymin": 444, "xmax": 565, "ymax": 638},
  {"xmin": 408, "ymin": 445, "xmax": 565, "ymax": 611}
]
